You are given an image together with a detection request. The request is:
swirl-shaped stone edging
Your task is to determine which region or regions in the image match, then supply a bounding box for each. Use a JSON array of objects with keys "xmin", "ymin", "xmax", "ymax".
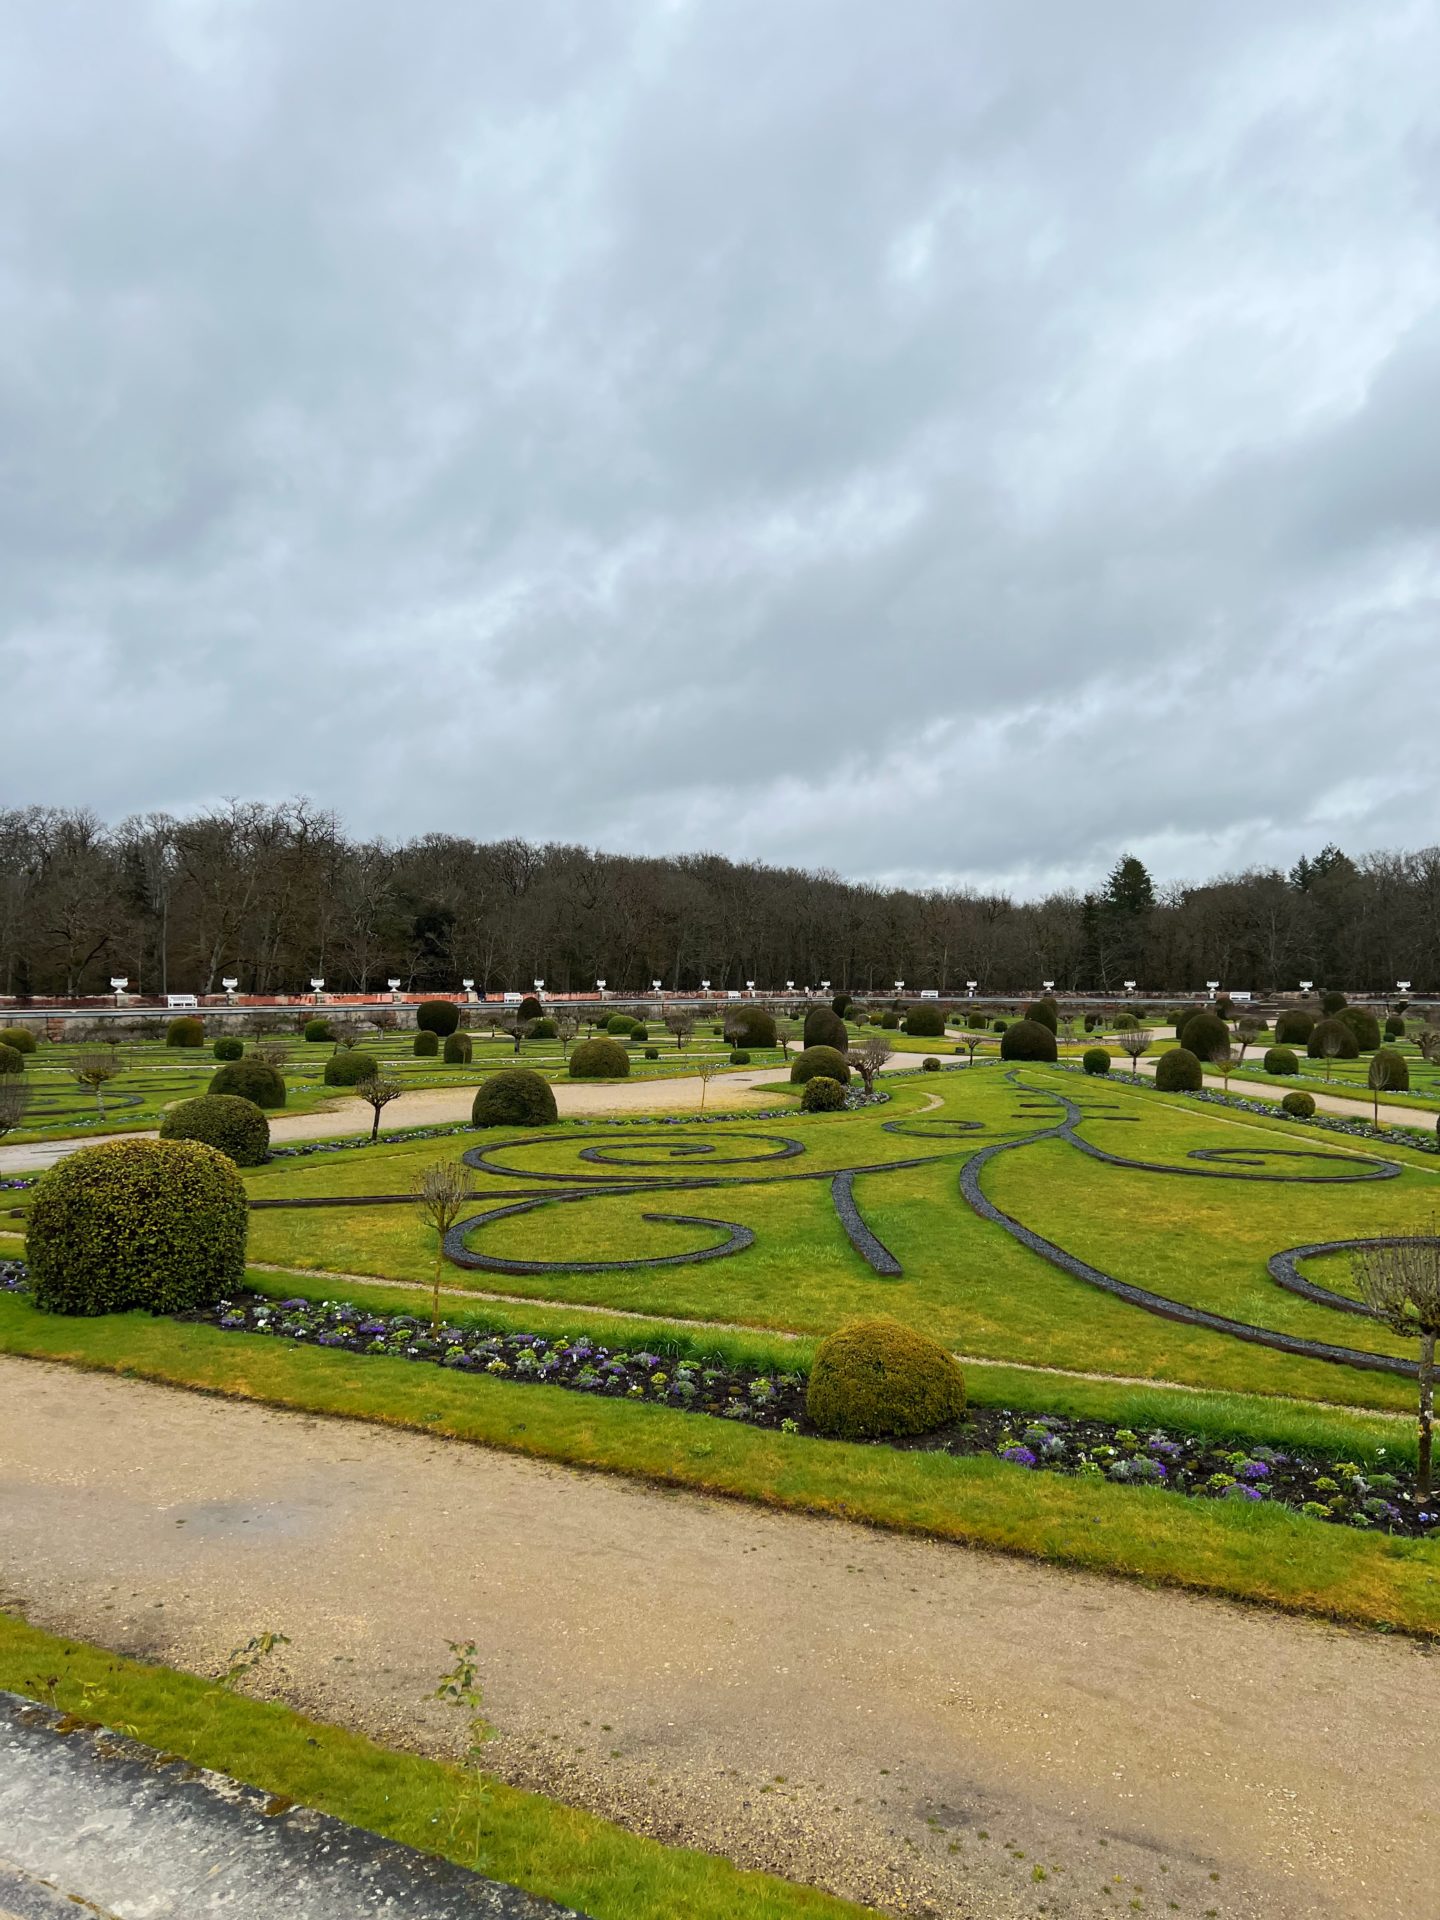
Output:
[
  {"xmin": 443, "ymin": 1194, "xmax": 755, "ymax": 1274},
  {"xmin": 882, "ymin": 1117, "xmax": 985, "ymax": 1138},
  {"xmin": 829, "ymin": 1171, "xmax": 902, "ymax": 1276},
  {"xmin": 463, "ymin": 1132, "xmax": 806, "ymax": 1185},
  {"xmin": 1267, "ymin": 1238, "xmax": 1440, "ymax": 1320},
  {"xmin": 957, "ymin": 1075, "xmax": 1419, "ymax": 1378}
]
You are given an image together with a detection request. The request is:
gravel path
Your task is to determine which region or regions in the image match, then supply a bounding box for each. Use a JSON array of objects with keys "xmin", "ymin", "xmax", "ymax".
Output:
[{"xmin": 1, "ymin": 1358, "xmax": 1432, "ymax": 1920}]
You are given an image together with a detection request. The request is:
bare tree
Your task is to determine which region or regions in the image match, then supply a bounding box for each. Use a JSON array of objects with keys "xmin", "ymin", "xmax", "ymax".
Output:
[
  {"xmin": 694, "ymin": 1059, "xmax": 723, "ymax": 1111},
  {"xmin": 1315, "ymin": 1025, "xmax": 1350, "ymax": 1082},
  {"xmin": 958, "ymin": 1032, "xmax": 984, "ymax": 1066},
  {"xmin": 71, "ymin": 1046, "xmax": 122, "ymax": 1118},
  {"xmin": 254, "ymin": 1037, "xmax": 289, "ymax": 1070},
  {"xmin": 1416, "ymin": 1028, "xmax": 1440, "ymax": 1065},
  {"xmin": 501, "ymin": 1016, "xmax": 535, "ymax": 1057},
  {"xmin": 772, "ymin": 1013, "xmax": 796, "ymax": 1057},
  {"xmin": 1235, "ymin": 1017, "xmax": 1263, "ymax": 1062},
  {"xmin": 848, "ymin": 1035, "xmax": 892, "ymax": 1095},
  {"xmin": 0, "ymin": 1075, "xmax": 31, "ymax": 1141},
  {"xmin": 357, "ymin": 1073, "xmax": 403, "ymax": 1144},
  {"xmin": 1369, "ymin": 1049, "xmax": 1407, "ymax": 1126},
  {"xmin": 1116, "ymin": 1028, "xmax": 1153, "ymax": 1075},
  {"xmin": 663, "ymin": 1008, "xmax": 694, "ymax": 1052},
  {"xmin": 1352, "ymin": 1233, "xmax": 1440, "ymax": 1500},
  {"xmin": 555, "ymin": 1009, "xmax": 581, "ymax": 1056},
  {"xmin": 413, "ymin": 1159, "xmax": 474, "ymax": 1334}
]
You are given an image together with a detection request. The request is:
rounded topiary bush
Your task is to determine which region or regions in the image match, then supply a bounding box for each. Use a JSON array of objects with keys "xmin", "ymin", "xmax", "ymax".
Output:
[
  {"xmin": 569, "ymin": 1036, "xmax": 630, "ymax": 1079},
  {"xmin": 806, "ymin": 1317, "xmax": 966, "ymax": 1440},
  {"xmin": 879, "ymin": 1010, "xmax": 900, "ymax": 1030},
  {"xmin": 1179, "ymin": 1011, "xmax": 1230, "ymax": 1061},
  {"xmin": 208, "ymin": 1059, "xmax": 286, "ymax": 1108},
  {"xmin": 729, "ymin": 1049, "xmax": 751, "ymax": 1065},
  {"xmin": 629, "ymin": 1024, "xmax": 649, "ymax": 1042},
  {"xmin": 903, "ymin": 1004, "xmax": 945, "ymax": 1037},
  {"xmin": 159, "ymin": 1094, "xmax": 270, "ymax": 1166},
  {"xmin": 414, "ymin": 1030, "xmax": 439, "ymax": 1057},
  {"xmin": 1321, "ymin": 990, "xmax": 1348, "ymax": 1016},
  {"xmin": 325, "ymin": 1049, "xmax": 379, "ymax": 1085},
  {"xmin": 0, "ymin": 1043, "xmax": 23, "ymax": 1075},
  {"xmin": 1307, "ymin": 1017, "xmax": 1359, "ymax": 1061},
  {"xmin": 606, "ymin": 1012, "xmax": 636, "ymax": 1035},
  {"xmin": 444, "ymin": 1031, "xmax": 473, "ymax": 1064},
  {"xmin": 1082, "ymin": 1047, "xmax": 1111, "ymax": 1075},
  {"xmin": 212, "ymin": 1035, "xmax": 244, "ymax": 1062},
  {"xmin": 791, "ymin": 1045, "xmax": 851, "ymax": 1085},
  {"xmin": 1263, "ymin": 1046, "xmax": 1299, "ymax": 1076},
  {"xmin": 1385, "ymin": 1015, "xmax": 1406, "ymax": 1039},
  {"xmin": 518, "ymin": 995, "xmax": 544, "ymax": 1023},
  {"xmin": 528, "ymin": 1017, "xmax": 557, "ymax": 1039},
  {"xmin": 1154, "ymin": 1046, "xmax": 1202, "ymax": 1091},
  {"xmin": 1113, "ymin": 1013, "xmax": 1138, "ymax": 1032},
  {"xmin": 1338, "ymin": 1006, "xmax": 1382, "ymax": 1052},
  {"xmin": 993, "ymin": 1018, "xmax": 1007, "ymax": 1034},
  {"xmin": 1275, "ymin": 1009, "xmax": 1315, "ymax": 1045},
  {"xmin": 727, "ymin": 1006, "xmax": 777, "ymax": 1050},
  {"xmin": 801, "ymin": 1006, "xmax": 848, "ymax": 1052},
  {"xmin": 645, "ymin": 1046, "xmax": 660, "ymax": 1059},
  {"xmin": 303, "ymin": 1017, "xmax": 333, "ymax": 1043},
  {"xmin": 0, "ymin": 1026, "xmax": 38, "ymax": 1054},
  {"xmin": 472, "ymin": 1069, "xmax": 558, "ymax": 1127},
  {"xmin": 416, "ymin": 1000, "xmax": 460, "ymax": 1037},
  {"xmin": 999, "ymin": 1019, "xmax": 1058, "ymax": 1063},
  {"xmin": 166, "ymin": 1015, "xmax": 204, "ymax": 1049},
  {"xmin": 921, "ymin": 1056, "xmax": 941, "ymax": 1072},
  {"xmin": 27, "ymin": 1137, "xmax": 247, "ymax": 1316},
  {"xmin": 799, "ymin": 1075, "xmax": 846, "ymax": 1112},
  {"xmin": 967, "ymin": 1014, "xmax": 988, "ymax": 1030},
  {"xmin": 1026, "ymin": 998, "xmax": 1059, "ymax": 1034},
  {"xmin": 1282, "ymin": 1090, "xmax": 1316, "ymax": 1118},
  {"xmin": 1370, "ymin": 1046, "xmax": 1409, "ymax": 1092}
]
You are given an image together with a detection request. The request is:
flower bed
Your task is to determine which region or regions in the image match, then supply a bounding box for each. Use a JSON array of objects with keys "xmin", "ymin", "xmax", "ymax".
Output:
[{"xmin": 3, "ymin": 1260, "xmax": 1425, "ymax": 1540}]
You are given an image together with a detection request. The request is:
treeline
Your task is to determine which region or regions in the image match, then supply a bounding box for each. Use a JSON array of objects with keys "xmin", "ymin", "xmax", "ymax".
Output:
[{"xmin": 1, "ymin": 802, "xmax": 1437, "ymax": 999}]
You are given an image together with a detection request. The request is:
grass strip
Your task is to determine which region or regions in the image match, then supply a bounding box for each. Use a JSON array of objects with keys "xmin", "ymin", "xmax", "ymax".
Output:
[
  {"xmin": 0, "ymin": 1613, "xmax": 869, "ymax": 1920},
  {"xmin": 2, "ymin": 1298, "xmax": 1437, "ymax": 1636}
]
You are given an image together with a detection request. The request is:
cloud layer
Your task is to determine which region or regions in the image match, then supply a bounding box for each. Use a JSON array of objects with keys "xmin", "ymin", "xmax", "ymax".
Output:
[{"xmin": 3, "ymin": 0, "xmax": 1438, "ymax": 895}]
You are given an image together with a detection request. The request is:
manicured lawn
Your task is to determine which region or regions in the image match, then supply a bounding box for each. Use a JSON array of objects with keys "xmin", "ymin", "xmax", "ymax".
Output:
[{"xmin": 0, "ymin": 1613, "xmax": 872, "ymax": 1920}]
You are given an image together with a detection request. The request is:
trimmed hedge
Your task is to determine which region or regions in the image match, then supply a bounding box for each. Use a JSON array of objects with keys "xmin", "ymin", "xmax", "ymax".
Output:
[
  {"xmin": 879, "ymin": 1011, "xmax": 900, "ymax": 1029},
  {"xmin": 0, "ymin": 1026, "xmax": 38, "ymax": 1054},
  {"xmin": 726, "ymin": 1006, "xmax": 777, "ymax": 1050},
  {"xmin": 791, "ymin": 1045, "xmax": 851, "ymax": 1085},
  {"xmin": 831, "ymin": 993, "xmax": 851, "ymax": 1016},
  {"xmin": 518, "ymin": 996, "xmax": 544, "ymax": 1023},
  {"xmin": 799, "ymin": 1075, "xmax": 846, "ymax": 1112},
  {"xmin": 903, "ymin": 1004, "xmax": 945, "ymax": 1038},
  {"xmin": 605, "ymin": 1013, "xmax": 637, "ymax": 1035},
  {"xmin": 303, "ymin": 1018, "xmax": 333, "ymax": 1044},
  {"xmin": 569, "ymin": 1036, "xmax": 630, "ymax": 1079},
  {"xmin": 1275, "ymin": 1009, "xmax": 1315, "ymax": 1045},
  {"xmin": 1025, "ymin": 998, "xmax": 1059, "ymax": 1034},
  {"xmin": 416, "ymin": 1000, "xmax": 460, "ymax": 1037},
  {"xmin": 967, "ymin": 1014, "xmax": 988, "ymax": 1030},
  {"xmin": 1338, "ymin": 1006, "xmax": 1382, "ymax": 1052},
  {"xmin": 806, "ymin": 1317, "xmax": 966, "ymax": 1440},
  {"xmin": 1369, "ymin": 1047, "xmax": 1409, "ymax": 1093},
  {"xmin": 472, "ymin": 1069, "xmax": 558, "ymax": 1127},
  {"xmin": 528, "ymin": 1017, "xmax": 557, "ymax": 1040},
  {"xmin": 26, "ymin": 1138, "xmax": 247, "ymax": 1316},
  {"xmin": 324, "ymin": 1049, "xmax": 379, "ymax": 1085},
  {"xmin": 1307, "ymin": 1017, "xmax": 1359, "ymax": 1061},
  {"xmin": 1154, "ymin": 1046, "xmax": 1202, "ymax": 1091},
  {"xmin": 1385, "ymin": 1015, "xmax": 1406, "ymax": 1039},
  {"xmin": 159, "ymin": 1094, "xmax": 269, "ymax": 1166},
  {"xmin": 166, "ymin": 1016, "xmax": 204, "ymax": 1048},
  {"xmin": 0, "ymin": 1043, "xmax": 23, "ymax": 1075},
  {"xmin": 212, "ymin": 1035, "xmax": 244, "ymax": 1062},
  {"xmin": 630, "ymin": 1024, "xmax": 649, "ymax": 1042},
  {"xmin": 921, "ymin": 1056, "xmax": 941, "ymax": 1072},
  {"xmin": 1263, "ymin": 1046, "xmax": 1299, "ymax": 1076},
  {"xmin": 1282, "ymin": 1091, "xmax": 1317, "ymax": 1118},
  {"xmin": 1082, "ymin": 1047, "xmax": 1111, "ymax": 1075},
  {"xmin": 208, "ymin": 1059, "xmax": 286, "ymax": 1108},
  {"xmin": 1178, "ymin": 1010, "xmax": 1230, "ymax": 1061},
  {"xmin": 802, "ymin": 1006, "xmax": 849, "ymax": 1052},
  {"xmin": 645, "ymin": 1046, "xmax": 659, "ymax": 1059},
  {"xmin": 729, "ymin": 1049, "xmax": 751, "ymax": 1065},
  {"xmin": 413, "ymin": 1030, "xmax": 439, "ymax": 1057},
  {"xmin": 999, "ymin": 1019, "xmax": 1057, "ymax": 1063},
  {"xmin": 1321, "ymin": 990, "xmax": 1348, "ymax": 1015},
  {"xmin": 443, "ymin": 1031, "xmax": 474, "ymax": 1064}
]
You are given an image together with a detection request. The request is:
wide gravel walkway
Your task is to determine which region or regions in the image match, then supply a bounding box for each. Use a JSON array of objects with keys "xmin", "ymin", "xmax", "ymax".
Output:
[{"xmin": 0, "ymin": 1358, "xmax": 1432, "ymax": 1920}]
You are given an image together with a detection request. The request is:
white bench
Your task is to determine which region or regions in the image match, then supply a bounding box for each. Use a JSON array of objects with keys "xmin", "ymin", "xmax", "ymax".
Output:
[{"xmin": 166, "ymin": 994, "xmax": 199, "ymax": 1010}]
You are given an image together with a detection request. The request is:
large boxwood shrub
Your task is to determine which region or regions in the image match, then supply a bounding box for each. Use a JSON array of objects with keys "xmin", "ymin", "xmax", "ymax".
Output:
[
  {"xmin": 1338, "ymin": 1006, "xmax": 1382, "ymax": 1052},
  {"xmin": 166, "ymin": 1015, "xmax": 204, "ymax": 1048},
  {"xmin": 212, "ymin": 1035, "xmax": 244, "ymax": 1062},
  {"xmin": 1154, "ymin": 1046, "xmax": 1202, "ymax": 1091},
  {"xmin": 791, "ymin": 1044, "xmax": 851, "ymax": 1085},
  {"xmin": 0, "ymin": 1026, "xmax": 38, "ymax": 1054},
  {"xmin": 999, "ymin": 1019, "xmax": 1057, "ymax": 1062},
  {"xmin": 414, "ymin": 1030, "xmax": 439, "ymax": 1057},
  {"xmin": 569, "ymin": 1036, "xmax": 630, "ymax": 1078},
  {"xmin": 606, "ymin": 1012, "xmax": 637, "ymax": 1035},
  {"xmin": 903, "ymin": 1004, "xmax": 945, "ymax": 1037},
  {"xmin": 799, "ymin": 1074, "xmax": 845, "ymax": 1111},
  {"xmin": 1282, "ymin": 1090, "xmax": 1317, "ymax": 1117},
  {"xmin": 1082, "ymin": 1047, "xmax": 1111, "ymax": 1075},
  {"xmin": 444, "ymin": 1031, "xmax": 474, "ymax": 1064},
  {"xmin": 26, "ymin": 1137, "xmax": 248, "ymax": 1315},
  {"xmin": 0, "ymin": 1043, "xmax": 23, "ymax": 1075},
  {"xmin": 1385, "ymin": 1015, "xmax": 1406, "ymax": 1039},
  {"xmin": 1178, "ymin": 1010, "xmax": 1229, "ymax": 1060},
  {"xmin": 1263, "ymin": 1046, "xmax": 1299, "ymax": 1076},
  {"xmin": 303, "ymin": 1017, "xmax": 333, "ymax": 1043},
  {"xmin": 472, "ymin": 1069, "xmax": 558, "ymax": 1126},
  {"xmin": 1307, "ymin": 1017, "xmax": 1359, "ymax": 1061},
  {"xmin": 518, "ymin": 995, "xmax": 544, "ymax": 1023},
  {"xmin": 324, "ymin": 1049, "xmax": 379, "ymax": 1085},
  {"xmin": 209, "ymin": 1059, "xmax": 286, "ymax": 1108},
  {"xmin": 1275, "ymin": 1009, "xmax": 1315, "ymax": 1045},
  {"xmin": 416, "ymin": 1000, "xmax": 460, "ymax": 1037},
  {"xmin": 1370, "ymin": 1046, "xmax": 1409, "ymax": 1093},
  {"xmin": 802, "ymin": 1006, "xmax": 848, "ymax": 1052},
  {"xmin": 806, "ymin": 1317, "xmax": 966, "ymax": 1440},
  {"xmin": 1025, "ymin": 998, "xmax": 1059, "ymax": 1034},
  {"xmin": 1321, "ymin": 990, "xmax": 1348, "ymax": 1015},
  {"xmin": 159, "ymin": 1094, "xmax": 270, "ymax": 1166},
  {"xmin": 528, "ymin": 1017, "xmax": 557, "ymax": 1039},
  {"xmin": 727, "ymin": 1006, "xmax": 777, "ymax": 1049}
]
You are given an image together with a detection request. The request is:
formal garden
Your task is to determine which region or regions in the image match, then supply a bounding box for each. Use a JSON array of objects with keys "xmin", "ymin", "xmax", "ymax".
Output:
[{"xmin": 4, "ymin": 990, "xmax": 1440, "ymax": 1637}]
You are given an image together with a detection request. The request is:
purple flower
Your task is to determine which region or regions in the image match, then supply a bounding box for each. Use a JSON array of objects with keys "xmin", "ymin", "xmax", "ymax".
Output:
[
  {"xmin": 1223, "ymin": 1484, "xmax": 1263, "ymax": 1501},
  {"xmin": 1237, "ymin": 1460, "xmax": 1270, "ymax": 1482},
  {"xmin": 999, "ymin": 1445, "xmax": 1037, "ymax": 1467}
]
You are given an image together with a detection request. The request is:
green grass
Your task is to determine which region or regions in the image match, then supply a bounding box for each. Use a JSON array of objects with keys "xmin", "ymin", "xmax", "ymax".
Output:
[
  {"xmin": 0, "ymin": 1612, "xmax": 871, "ymax": 1920},
  {"xmin": 3, "ymin": 1295, "xmax": 1437, "ymax": 1634}
]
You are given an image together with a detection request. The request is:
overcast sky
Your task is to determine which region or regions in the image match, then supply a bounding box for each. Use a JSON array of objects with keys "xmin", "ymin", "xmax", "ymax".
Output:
[{"xmin": 3, "ymin": 2, "xmax": 1438, "ymax": 898}]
